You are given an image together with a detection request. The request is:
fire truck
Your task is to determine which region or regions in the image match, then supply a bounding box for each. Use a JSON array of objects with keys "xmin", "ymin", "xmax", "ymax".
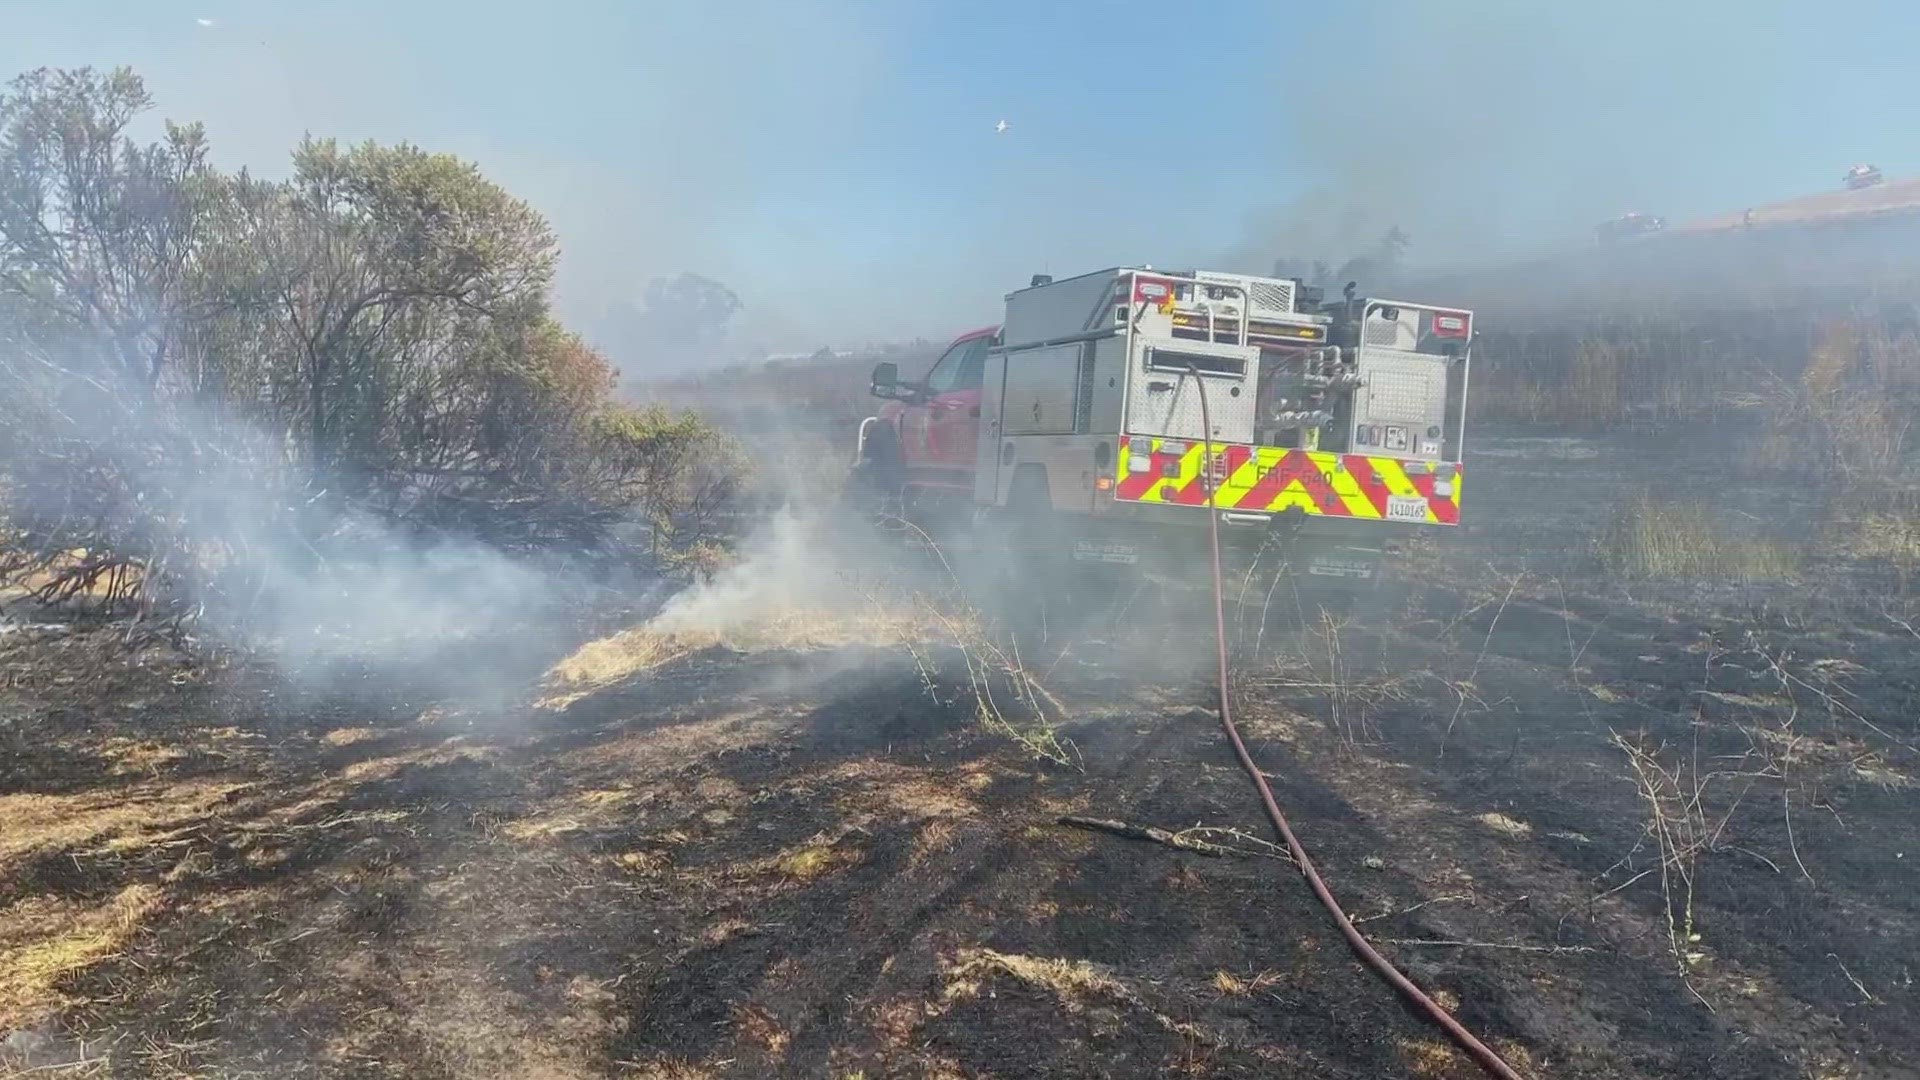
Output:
[{"xmin": 850, "ymin": 267, "xmax": 1472, "ymax": 606}]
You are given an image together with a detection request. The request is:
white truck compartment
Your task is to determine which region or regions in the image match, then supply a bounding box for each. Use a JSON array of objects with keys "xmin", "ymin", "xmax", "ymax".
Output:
[
  {"xmin": 1124, "ymin": 341, "xmax": 1261, "ymax": 444},
  {"xmin": 1001, "ymin": 269, "xmax": 1126, "ymax": 349}
]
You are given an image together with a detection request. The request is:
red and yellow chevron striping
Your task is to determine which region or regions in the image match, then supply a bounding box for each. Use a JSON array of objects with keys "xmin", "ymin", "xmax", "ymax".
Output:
[{"xmin": 1114, "ymin": 436, "xmax": 1462, "ymax": 524}]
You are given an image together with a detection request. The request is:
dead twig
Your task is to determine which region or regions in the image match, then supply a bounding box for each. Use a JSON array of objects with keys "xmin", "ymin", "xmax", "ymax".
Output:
[
  {"xmin": 1057, "ymin": 816, "xmax": 1293, "ymax": 862},
  {"xmin": 1353, "ymin": 893, "xmax": 1475, "ymax": 926},
  {"xmin": 1830, "ymin": 953, "xmax": 1882, "ymax": 1007},
  {"xmin": 1169, "ymin": 824, "xmax": 1297, "ymax": 862},
  {"xmin": 1376, "ymin": 937, "xmax": 1597, "ymax": 955},
  {"xmin": 1439, "ymin": 571, "xmax": 1522, "ymax": 761}
]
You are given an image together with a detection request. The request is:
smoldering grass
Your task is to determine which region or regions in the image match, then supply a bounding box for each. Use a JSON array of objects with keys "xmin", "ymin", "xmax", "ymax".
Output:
[
  {"xmin": 902, "ymin": 590, "xmax": 1081, "ymax": 770},
  {"xmin": 537, "ymin": 506, "xmax": 1081, "ymax": 768}
]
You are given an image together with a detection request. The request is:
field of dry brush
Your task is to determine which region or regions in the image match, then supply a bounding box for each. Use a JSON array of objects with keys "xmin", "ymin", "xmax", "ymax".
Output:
[{"xmin": 5, "ymin": 398, "xmax": 1919, "ymax": 1078}]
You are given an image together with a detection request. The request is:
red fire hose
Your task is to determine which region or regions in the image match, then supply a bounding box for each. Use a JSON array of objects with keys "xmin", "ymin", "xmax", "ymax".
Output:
[{"xmin": 1185, "ymin": 367, "xmax": 1526, "ymax": 1080}]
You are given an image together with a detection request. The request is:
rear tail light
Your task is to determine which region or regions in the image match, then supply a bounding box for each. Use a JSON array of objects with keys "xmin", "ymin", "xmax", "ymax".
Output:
[
  {"xmin": 1133, "ymin": 276, "xmax": 1174, "ymax": 306},
  {"xmin": 1432, "ymin": 311, "xmax": 1471, "ymax": 338},
  {"xmin": 1162, "ymin": 443, "xmax": 1186, "ymax": 477}
]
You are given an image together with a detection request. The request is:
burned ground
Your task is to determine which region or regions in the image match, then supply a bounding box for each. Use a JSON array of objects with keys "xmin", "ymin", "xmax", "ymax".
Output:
[{"xmin": 3, "ymin": 419, "xmax": 1918, "ymax": 1079}]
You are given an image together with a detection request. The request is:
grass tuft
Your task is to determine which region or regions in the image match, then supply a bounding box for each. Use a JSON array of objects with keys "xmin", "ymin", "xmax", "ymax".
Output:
[
  {"xmin": 949, "ymin": 949, "xmax": 1129, "ymax": 1008},
  {"xmin": 1598, "ymin": 494, "xmax": 1795, "ymax": 583},
  {"xmin": 1, "ymin": 884, "xmax": 162, "ymax": 1029},
  {"xmin": 1475, "ymin": 812, "xmax": 1533, "ymax": 839}
]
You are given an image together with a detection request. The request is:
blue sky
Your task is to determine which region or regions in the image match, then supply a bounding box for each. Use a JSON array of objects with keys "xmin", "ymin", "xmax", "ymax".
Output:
[{"xmin": 5, "ymin": 1, "xmax": 1919, "ymax": 366}]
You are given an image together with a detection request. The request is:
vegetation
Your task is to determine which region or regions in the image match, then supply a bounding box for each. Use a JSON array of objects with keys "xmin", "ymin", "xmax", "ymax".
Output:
[
  {"xmin": 1597, "ymin": 493, "xmax": 1796, "ymax": 584},
  {"xmin": 0, "ymin": 67, "xmax": 744, "ymax": 623}
]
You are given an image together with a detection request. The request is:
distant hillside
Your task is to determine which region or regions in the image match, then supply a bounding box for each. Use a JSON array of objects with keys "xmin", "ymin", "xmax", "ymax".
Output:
[
  {"xmin": 634, "ymin": 340, "xmax": 943, "ymax": 449},
  {"xmin": 1679, "ymin": 174, "xmax": 1920, "ymax": 234},
  {"xmin": 1414, "ymin": 180, "xmax": 1920, "ymax": 317}
]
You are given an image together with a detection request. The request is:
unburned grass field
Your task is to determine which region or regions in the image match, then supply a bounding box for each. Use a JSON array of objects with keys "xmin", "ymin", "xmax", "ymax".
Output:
[{"xmin": 2, "ymin": 417, "xmax": 1917, "ymax": 1079}]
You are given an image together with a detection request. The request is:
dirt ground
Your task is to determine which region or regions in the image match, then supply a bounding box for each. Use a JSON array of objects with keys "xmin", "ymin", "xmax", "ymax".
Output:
[{"xmin": 3, "ymin": 421, "xmax": 1918, "ymax": 1079}]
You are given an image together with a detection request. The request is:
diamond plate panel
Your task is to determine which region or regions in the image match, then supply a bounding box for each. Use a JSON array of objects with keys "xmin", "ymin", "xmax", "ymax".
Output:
[
  {"xmin": 1126, "ymin": 345, "xmax": 1260, "ymax": 443},
  {"xmin": 1249, "ymin": 280, "xmax": 1295, "ymax": 315},
  {"xmin": 1357, "ymin": 351, "xmax": 1447, "ymax": 428},
  {"xmin": 1363, "ymin": 320, "xmax": 1403, "ymax": 347}
]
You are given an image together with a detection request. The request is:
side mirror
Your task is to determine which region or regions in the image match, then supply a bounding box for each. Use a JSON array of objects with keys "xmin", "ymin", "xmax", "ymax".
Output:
[{"xmin": 870, "ymin": 361, "xmax": 899, "ymax": 398}]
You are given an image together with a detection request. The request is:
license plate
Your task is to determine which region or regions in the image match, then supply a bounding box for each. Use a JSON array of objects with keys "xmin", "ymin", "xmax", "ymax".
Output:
[
  {"xmin": 1308, "ymin": 558, "xmax": 1375, "ymax": 580},
  {"xmin": 1386, "ymin": 495, "xmax": 1430, "ymax": 523},
  {"xmin": 1073, "ymin": 540, "xmax": 1139, "ymax": 564}
]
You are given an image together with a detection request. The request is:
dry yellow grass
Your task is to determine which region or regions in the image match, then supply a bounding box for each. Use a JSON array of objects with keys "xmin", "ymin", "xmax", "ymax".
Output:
[
  {"xmin": 699, "ymin": 919, "xmax": 751, "ymax": 947},
  {"xmin": 322, "ymin": 727, "xmax": 384, "ymax": 747},
  {"xmin": 908, "ymin": 819, "xmax": 959, "ymax": 868},
  {"xmin": 731, "ymin": 1003, "xmax": 791, "ymax": 1057},
  {"xmin": 1400, "ymin": 1038, "xmax": 1466, "ymax": 1077},
  {"xmin": 1599, "ymin": 494, "xmax": 1795, "ymax": 583},
  {"xmin": 612, "ymin": 849, "xmax": 671, "ymax": 874},
  {"xmin": 542, "ymin": 624, "xmax": 702, "ymax": 689},
  {"xmin": 5, "ymin": 547, "xmax": 147, "ymax": 597},
  {"xmin": 576, "ymin": 787, "xmax": 639, "ymax": 809},
  {"xmin": 1, "ymin": 884, "xmax": 162, "ymax": 1028},
  {"xmin": 1845, "ymin": 511, "xmax": 1920, "ymax": 573},
  {"xmin": 93, "ymin": 737, "xmax": 188, "ymax": 776},
  {"xmin": 868, "ymin": 997, "xmax": 926, "ymax": 1051},
  {"xmin": 564, "ymin": 710, "xmax": 791, "ymax": 775},
  {"xmin": 596, "ymin": 1059, "xmax": 712, "ymax": 1079},
  {"xmin": 0, "ymin": 782, "xmax": 246, "ymax": 869},
  {"xmin": 775, "ymin": 841, "xmax": 854, "ymax": 882},
  {"xmin": 947, "ymin": 948, "xmax": 1128, "ymax": 1009},
  {"xmin": 536, "ymin": 600, "xmax": 947, "ymax": 709},
  {"xmin": 1476, "ymin": 812, "xmax": 1533, "ymax": 838},
  {"xmin": 502, "ymin": 816, "xmax": 589, "ymax": 842},
  {"xmin": 825, "ymin": 760, "xmax": 979, "ymax": 822},
  {"xmin": 1853, "ymin": 759, "xmax": 1917, "ymax": 791},
  {"xmin": 338, "ymin": 745, "xmax": 496, "ymax": 784},
  {"xmin": 945, "ymin": 948, "xmax": 1217, "ymax": 1047},
  {"xmin": 1210, "ymin": 969, "xmax": 1282, "ymax": 997}
]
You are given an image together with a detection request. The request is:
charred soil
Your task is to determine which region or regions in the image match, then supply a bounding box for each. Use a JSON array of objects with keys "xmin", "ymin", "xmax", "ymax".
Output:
[{"xmin": 2, "ymin": 422, "xmax": 1917, "ymax": 1079}]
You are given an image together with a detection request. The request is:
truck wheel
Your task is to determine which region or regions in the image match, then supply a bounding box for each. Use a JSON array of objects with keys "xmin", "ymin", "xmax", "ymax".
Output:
[
  {"xmin": 996, "ymin": 469, "xmax": 1068, "ymax": 643},
  {"xmin": 847, "ymin": 423, "xmax": 904, "ymax": 514},
  {"xmin": 1004, "ymin": 469, "xmax": 1055, "ymax": 575}
]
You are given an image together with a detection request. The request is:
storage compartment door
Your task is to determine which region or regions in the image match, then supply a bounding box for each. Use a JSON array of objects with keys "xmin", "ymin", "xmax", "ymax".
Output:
[
  {"xmin": 972, "ymin": 350, "xmax": 1008, "ymax": 504},
  {"xmin": 1124, "ymin": 341, "xmax": 1260, "ymax": 444}
]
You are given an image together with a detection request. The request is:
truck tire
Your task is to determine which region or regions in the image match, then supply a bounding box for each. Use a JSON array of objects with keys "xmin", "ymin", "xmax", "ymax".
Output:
[
  {"xmin": 846, "ymin": 422, "xmax": 904, "ymax": 513},
  {"xmin": 1004, "ymin": 468, "xmax": 1054, "ymax": 572},
  {"xmin": 994, "ymin": 468, "xmax": 1068, "ymax": 643}
]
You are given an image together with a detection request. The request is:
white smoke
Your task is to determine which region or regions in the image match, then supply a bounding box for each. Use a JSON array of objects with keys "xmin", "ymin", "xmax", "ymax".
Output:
[{"xmin": 647, "ymin": 507, "xmax": 875, "ymax": 640}]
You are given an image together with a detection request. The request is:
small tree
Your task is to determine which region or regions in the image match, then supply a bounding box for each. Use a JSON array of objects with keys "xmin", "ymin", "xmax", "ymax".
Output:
[
  {"xmin": 0, "ymin": 67, "xmax": 222, "ymax": 611},
  {"xmin": 0, "ymin": 66, "xmax": 749, "ymax": 628}
]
